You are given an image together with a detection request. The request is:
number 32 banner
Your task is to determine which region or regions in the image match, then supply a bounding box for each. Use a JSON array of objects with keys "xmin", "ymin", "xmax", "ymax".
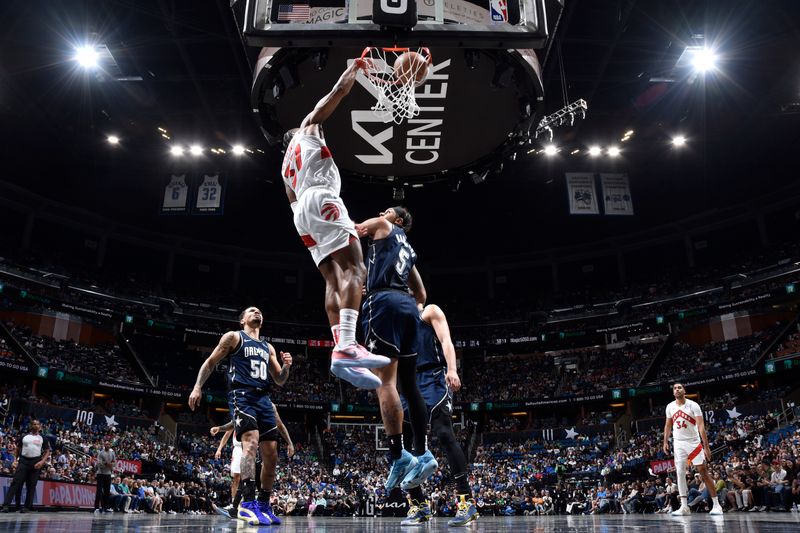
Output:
[{"xmin": 194, "ymin": 173, "xmax": 225, "ymax": 215}]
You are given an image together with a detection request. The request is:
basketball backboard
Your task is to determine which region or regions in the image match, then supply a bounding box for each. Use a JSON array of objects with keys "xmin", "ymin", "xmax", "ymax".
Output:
[
  {"xmin": 237, "ymin": 0, "xmax": 559, "ymax": 49},
  {"xmin": 232, "ymin": 0, "xmax": 563, "ymax": 184}
]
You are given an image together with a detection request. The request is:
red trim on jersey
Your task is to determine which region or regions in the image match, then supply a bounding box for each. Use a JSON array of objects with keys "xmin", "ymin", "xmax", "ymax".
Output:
[
  {"xmin": 320, "ymin": 145, "xmax": 332, "ymax": 159},
  {"xmin": 300, "ymin": 234, "xmax": 317, "ymax": 248},
  {"xmin": 686, "ymin": 442, "xmax": 704, "ymax": 464},
  {"xmin": 671, "ymin": 409, "xmax": 696, "ymax": 426}
]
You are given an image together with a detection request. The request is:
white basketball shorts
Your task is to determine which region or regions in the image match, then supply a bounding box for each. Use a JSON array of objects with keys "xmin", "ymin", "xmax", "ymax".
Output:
[
  {"xmin": 293, "ymin": 187, "xmax": 357, "ymax": 266},
  {"xmin": 231, "ymin": 445, "xmax": 242, "ymax": 475},
  {"xmin": 674, "ymin": 438, "xmax": 705, "ymax": 467}
]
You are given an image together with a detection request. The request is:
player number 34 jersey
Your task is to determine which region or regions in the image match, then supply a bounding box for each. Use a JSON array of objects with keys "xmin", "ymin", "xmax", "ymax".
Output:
[
  {"xmin": 666, "ymin": 399, "xmax": 703, "ymax": 442},
  {"xmin": 282, "ymin": 133, "xmax": 341, "ymax": 199}
]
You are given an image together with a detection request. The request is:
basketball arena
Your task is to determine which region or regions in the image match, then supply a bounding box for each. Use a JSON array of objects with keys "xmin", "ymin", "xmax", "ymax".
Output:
[{"xmin": 0, "ymin": 0, "xmax": 799, "ymax": 531}]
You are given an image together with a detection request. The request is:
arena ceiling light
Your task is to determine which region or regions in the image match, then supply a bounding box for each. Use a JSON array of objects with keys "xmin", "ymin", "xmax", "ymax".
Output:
[
  {"xmin": 170, "ymin": 145, "xmax": 184, "ymax": 157},
  {"xmin": 74, "ymin": 45, "xmax": 99, "ymax": 69},
  {"xmin": 232, "ymin": 144, "xmax": 246, "ymax": 156},
  {"xmin": 544, "ymin": 144, "xmax": 558, "ymax": 156},
  {"xmin": 672, "ymin": 135, "xmax": 687, "ymax": 147},
  {"xmin": 106, "ymin": 135, "xmax": 119, "ymax": 145},
  {"xmin": 691, "ymin": 48, "xmax": 718, "ymax": 73},
  {"xmin": 607, "ymin": 146, "xmax": 621, "ymax": 157},
  {"xmin": 189, "ymin": 144, "xmax": 203, "ymax": 156},
  {"xmin": 588, "ymin": 146, "xmax": 602, "ymax": 157}
]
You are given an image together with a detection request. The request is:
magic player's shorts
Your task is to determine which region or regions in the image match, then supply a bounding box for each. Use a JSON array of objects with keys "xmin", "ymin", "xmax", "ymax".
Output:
[
  {"xmin": 401, "ymin": 366, "xmax": 453, "ymax": 424},
  {"xmin": 674, "ymin": 438, "xmax": 705, "ymax": 467},
  {"xmin": 228, "ymin": 388, "xmax": 278, "ymax": 442},
  {"xmin": 362, "ymin": 290, "xmax": 419, "ymax": 358},
  {"xmin": 293, "ymin": 187, "xmax": 358, "ymax": 266}
]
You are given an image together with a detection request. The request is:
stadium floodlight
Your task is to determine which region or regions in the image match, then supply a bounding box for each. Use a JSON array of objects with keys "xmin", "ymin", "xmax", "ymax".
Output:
[
  {"xmin": 170, "ymin": 145, "xmax": 184, "ymax": 157},
  {"xmin": 588, "ymin": 146, "xmax": 602, "ymax": 157},
  {"xmin": 189, "ymin": 144, "xmax": 203, "ymax": 156},
  {"xmin": 107, "ymin": 135, "xmax": 119, "ymax": 145},
  {"xmin": 671, "ymin": 135, "xmax": 687, "ymax": 147},
  {"xmin": 607, "ymin": 146, "xmax": 621, "ymax": 157},
  {"xmin": 232, "ymin": 144, "xmax": 246, "ymax": 156},
  {"xmin": 74, "ymin": 45, "xmax": 99, "ymax": 69},
  {"xmin": 544, "ymin": 144, "xmax": 558, "ymax": 156},
  {"xmin": 692, "ymin": 48, "xmax": 717, "ymax": 73}
]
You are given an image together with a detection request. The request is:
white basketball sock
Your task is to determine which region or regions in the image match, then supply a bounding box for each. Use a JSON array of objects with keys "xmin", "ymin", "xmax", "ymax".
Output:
[{"xmin": 338, "ymin": 309, "xmax": 358, "ymax": 348}]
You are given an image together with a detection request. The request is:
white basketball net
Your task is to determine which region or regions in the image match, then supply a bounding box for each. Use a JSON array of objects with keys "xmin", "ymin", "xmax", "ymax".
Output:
[{"xmin": 360, "ymin": 47, "xmax": 431, "ymax": 124}]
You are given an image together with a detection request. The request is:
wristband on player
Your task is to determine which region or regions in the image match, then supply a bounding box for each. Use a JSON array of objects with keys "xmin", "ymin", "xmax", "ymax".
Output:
[{"xmin": 290, "ymin": 201, "xmax": 298, "ymax": 213}]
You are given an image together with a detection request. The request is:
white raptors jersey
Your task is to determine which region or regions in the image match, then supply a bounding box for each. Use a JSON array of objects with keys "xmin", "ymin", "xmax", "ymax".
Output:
[
  {"xmin": 282, "ymin": 133, "xmax": 341, "ymax": 199},
  {"xmin": 666, "ymin": 399, "xmax": 703, "ymax": 442},
  {"xmin": 233, "ymin": 432, "xmax": 241, "ymax": 448}
]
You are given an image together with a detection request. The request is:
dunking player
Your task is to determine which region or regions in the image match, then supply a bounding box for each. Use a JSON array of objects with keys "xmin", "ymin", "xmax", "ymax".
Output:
[
  {"xmin": 355, "ymin": 208, "xmax": 437, "ymax": 503},
  {"xmin": 211, "ymin": 404, "xmax": 295, "ymax": 518},
  {"xmin": 188, "ymin": 307, "xmax": 292, "ymax": 525},
  {"xmin": 663, "ymin": 383, "xmax": 723, "ymax": 516},
  {"xmin": 400, "ymin": 304, "xmax": 479, "ymax": 526},
  {"xmin": 282, "ymin": 59, "xmax": 389, "ymax": 389}
]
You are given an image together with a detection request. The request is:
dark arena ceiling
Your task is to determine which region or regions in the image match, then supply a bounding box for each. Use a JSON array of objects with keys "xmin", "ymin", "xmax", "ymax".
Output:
[{"xmin": 0, "ymin": 0, "xmax": 799, "ymax": 263}]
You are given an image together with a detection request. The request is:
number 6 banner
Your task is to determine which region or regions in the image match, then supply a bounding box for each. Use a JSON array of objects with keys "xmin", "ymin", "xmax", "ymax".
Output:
[
  {"xmin": 193, "ymin": 173, "xmax": 226, "ymax": 215},
  {"xmin": 161, "ymin": 174, "xmax": 189, "ymax": 214}
]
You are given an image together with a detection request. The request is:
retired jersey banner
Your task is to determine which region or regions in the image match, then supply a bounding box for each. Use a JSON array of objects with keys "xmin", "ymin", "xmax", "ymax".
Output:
[
  {"xmin": 566, "ymin": 173, "xmax": 599, "ymax": 214},
  {"xmin": 193, "ymin": 173, "xmax": 225, "ymax": 215},
  {"xmin": 600, "ymin": 173, "xmax": 634, "ymax": 215},
  {"xmin": 161, "ymin": 174, "xmax": 189, "ymax": 214}
]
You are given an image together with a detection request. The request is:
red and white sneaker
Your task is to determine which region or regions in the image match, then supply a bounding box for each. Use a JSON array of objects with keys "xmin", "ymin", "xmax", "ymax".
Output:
[
  {"xmin": 331, "ymin": 365, "xmax": 382, "ymax": 389},
  {"xmin": 331, "ymin": 344, "xmax": 390, "ymax": 369}
]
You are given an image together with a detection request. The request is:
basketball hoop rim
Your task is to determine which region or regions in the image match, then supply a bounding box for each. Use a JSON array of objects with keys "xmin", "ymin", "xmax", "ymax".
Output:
[{"xmin": 359, "ymin": 46, "xmax": 432, "ymax": 87}]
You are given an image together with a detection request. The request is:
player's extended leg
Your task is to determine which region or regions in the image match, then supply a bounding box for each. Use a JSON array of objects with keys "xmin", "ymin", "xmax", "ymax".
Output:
[
  {"xmin": 399, "ymin": 419, "xmax": 433, "ymax": 526},
  {"xmin": 398, "ymin": 358, "xmax": 438, "ymax": 491},
  {"xmin": 231, "ymin": 474, "xmax": 240, "ymax": 502},
  {"xmin": 430, "ymin": 409, "xmax": 479, "ymax": 526},
  {"xmin": 236, "ymin": 430, "xmax": 271, "ymax": 525},
  {"xmin": 319, "ymin": 246, "xmax": 387, "ymax": 388},
  {"xmin": 697, "ymin": 463, "xmax": 723, "ymax": 514},
  {"xmin": 257, "ymin": 439, "xmax": 282, "ymax": 524},
  {"xmin": 672, "ymin": 450, "xmax": 691, "ymax": 515},
  {"xmin": 374, "ymin": 361, "xmax": 418, "ymax": 489}
]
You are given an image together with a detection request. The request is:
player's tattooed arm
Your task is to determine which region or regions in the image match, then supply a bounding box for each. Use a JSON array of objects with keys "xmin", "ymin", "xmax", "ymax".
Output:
[
  {"xmin": 188, "ymin": 331, "xmax": 239, "ymax": 410},
  {"xmin": 268, "ymin": 343, "xmax": 292, "ymax": 386}
]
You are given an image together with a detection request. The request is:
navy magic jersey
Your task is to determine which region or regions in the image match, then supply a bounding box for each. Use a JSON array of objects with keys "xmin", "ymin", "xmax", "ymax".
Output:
[
  {"xmin": 366, "ymin": 225, "xmax": 417, "ymax": 293},
  {"xmin": 416, "ymin": 320, "xmax": 445, "ymax": 371},
  {"xmin": 227, "ymin": 331, "xmax": 272, "ymax": 389}
]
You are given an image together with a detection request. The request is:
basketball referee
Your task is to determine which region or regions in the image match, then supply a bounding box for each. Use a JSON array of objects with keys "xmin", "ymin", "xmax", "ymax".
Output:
[{"xmin": 1, "ymin": 419, "xmax": 50, "ymax": 513}]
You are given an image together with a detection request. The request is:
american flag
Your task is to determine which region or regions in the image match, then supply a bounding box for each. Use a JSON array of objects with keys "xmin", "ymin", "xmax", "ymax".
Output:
[{"xmin": 277, "ymin": 4, "xmax": 310, "ymax": 22}]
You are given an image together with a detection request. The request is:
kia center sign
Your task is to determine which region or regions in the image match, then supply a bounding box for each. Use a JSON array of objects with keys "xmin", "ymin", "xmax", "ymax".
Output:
[{"xmin": 253, "ymin": 47, "xmax": 544, "ymax": 182}]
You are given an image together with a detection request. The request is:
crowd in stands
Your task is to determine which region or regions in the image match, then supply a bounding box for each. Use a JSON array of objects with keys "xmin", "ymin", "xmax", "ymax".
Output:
[
  {"xmin": 0, "ymin": 388, "xmax": 797, "ymax": 516},
  {"xmin": 460, "ymin": 353, "xmax": 559, "ymax": 403},
  {"xmin": 557, "ymin": 341, "xmax": 660, "ymax": 396},
  {"xmin": 652, "ymin": 327, "xmax": 782, "ymax": 385},
  {"xmin": 8, "ymin": 323, "xmax": 142, "ymax": 384},
  {"xmin": 771, "ymin": 330, "xmax": 800, "ymax": 360}
]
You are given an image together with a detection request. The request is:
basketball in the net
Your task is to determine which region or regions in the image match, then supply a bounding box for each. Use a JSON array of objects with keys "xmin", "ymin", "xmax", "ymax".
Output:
[{"xmin": 393, "ymin": 51, "xmax": 429, "ymax": 87}]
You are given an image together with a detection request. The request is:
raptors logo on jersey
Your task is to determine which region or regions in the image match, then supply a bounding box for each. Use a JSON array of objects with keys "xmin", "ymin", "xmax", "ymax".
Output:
[{"xmin": 282, "ymin": 132, "xmax": 341, "ymax": 198}]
